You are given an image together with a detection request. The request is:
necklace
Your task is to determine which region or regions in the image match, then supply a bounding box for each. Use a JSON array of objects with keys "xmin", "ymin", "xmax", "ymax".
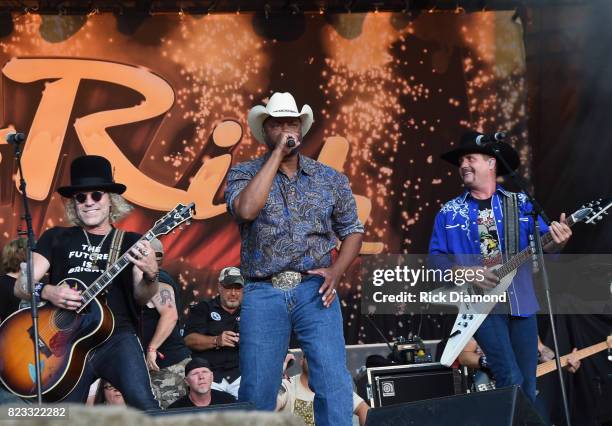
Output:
[{"xmin": 82, "ymin": 228, "xmax": 113, "ymax": 271}]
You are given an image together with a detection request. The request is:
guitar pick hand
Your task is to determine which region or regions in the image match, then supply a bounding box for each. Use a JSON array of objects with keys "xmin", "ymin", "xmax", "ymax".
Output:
[{"xmin": 42, "ymin": 284, "xmax": 83, "ymax": 310}]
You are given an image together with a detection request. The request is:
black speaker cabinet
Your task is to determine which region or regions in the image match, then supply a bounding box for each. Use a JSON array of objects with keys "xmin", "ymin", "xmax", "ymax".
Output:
[
  {"xmin": 365, "ymin": 385, "xmax": 545, "ymax": 426},
  {"xmin": 366, "ymin": 362, "xmax": 465, "ymax": 408}
]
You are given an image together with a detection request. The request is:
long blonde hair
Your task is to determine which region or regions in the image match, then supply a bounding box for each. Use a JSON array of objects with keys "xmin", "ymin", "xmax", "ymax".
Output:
[{"xmin": 64, "ymin": 193, "xmax": 133, "ymax": 227}]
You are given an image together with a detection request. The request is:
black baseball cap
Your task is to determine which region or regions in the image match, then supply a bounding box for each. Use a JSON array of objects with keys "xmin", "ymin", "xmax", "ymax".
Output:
[
  {"xmin": 219, "ymin": 266, "xmax": 244, "ymax": 287},
  {"xmin": 185, "ymin": 358, "xmax": 211, "ymax": 376}
]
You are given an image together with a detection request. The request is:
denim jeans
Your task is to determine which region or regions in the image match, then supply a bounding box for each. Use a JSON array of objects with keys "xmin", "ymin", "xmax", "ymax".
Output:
[
  {"xmin": 474, "ymin": 314, "xmax": 538, "ymax": 402},
  {"xmin": 0, "ymin": 384, "xmax": 31, "ymax": 405},
  {"xmin": 63, "ymin": 331, "xmax": 159, "ymax": 410},
  {"xmin": 238, "ymin": 276, "xmax": 353, "ymax": 426}
]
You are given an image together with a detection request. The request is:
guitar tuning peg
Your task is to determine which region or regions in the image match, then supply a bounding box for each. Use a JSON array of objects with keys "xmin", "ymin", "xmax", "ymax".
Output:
[
  {"xmin": 179, "ymin": 225, "xmax": 184, "ymax": 230},
  {"xmin": 186, "ymin": 220, "xmax": 191, "ymax": 226}
]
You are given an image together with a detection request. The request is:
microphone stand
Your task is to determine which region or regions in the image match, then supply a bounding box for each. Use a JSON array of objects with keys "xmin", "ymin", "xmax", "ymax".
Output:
[
  {"xmin": 11, "ymin": 138, "xmax": 43, "ymax": 404},
  {"xmin": 491, "ymin": 143, "xmax": 571, "ymax": 426}
]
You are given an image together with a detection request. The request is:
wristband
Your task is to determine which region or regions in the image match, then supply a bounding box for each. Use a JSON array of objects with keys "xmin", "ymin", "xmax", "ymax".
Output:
[
  {"xmin": 144, "ymin": 271, "xmax": 159, "ymax": 283},
  {"xmin": 33, "ymin": 282, "xmax": 46, "ymax": 299}
]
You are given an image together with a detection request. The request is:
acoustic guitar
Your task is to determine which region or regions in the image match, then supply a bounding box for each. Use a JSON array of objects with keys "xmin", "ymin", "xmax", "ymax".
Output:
[{"xmin": 0, "ymin": 203, "xmax": 194, "ymax": 401}]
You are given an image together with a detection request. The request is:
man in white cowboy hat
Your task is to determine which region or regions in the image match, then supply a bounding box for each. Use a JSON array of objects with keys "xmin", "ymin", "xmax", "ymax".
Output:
[
  {"xmin": 429, "ymin": 131, "xmax": 572, "ymax": 403},
  {"xmin": 13, "ymin": 155, "xmax": 160, "ymax": 409},
  {"xmin": 224, "ymin": 92, "xmax": 363, "ymax": 425}
]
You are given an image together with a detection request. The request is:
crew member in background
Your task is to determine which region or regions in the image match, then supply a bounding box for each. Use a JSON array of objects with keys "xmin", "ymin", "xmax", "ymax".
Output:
[
  {"xmin": 141, "ymin": 238, "xmax": 191, "ymax": 408},
  {"xmin": 277, "ymin": 354, "xmax": 370, "ymax": 426},
  {"xmin": 184, "ymin": 267, "xmax": 243, "ymax": 398},
  {"xmin": 167, "ymin": 358, "xmax": 235, "ymax": 409},
  {"xmin": 0, "ymin": 237, "xmax": 27, "ymax": 321}
]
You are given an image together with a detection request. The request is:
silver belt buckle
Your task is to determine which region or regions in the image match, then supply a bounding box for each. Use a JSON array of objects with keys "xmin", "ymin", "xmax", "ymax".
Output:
[{"xmin": 271, "ymin": 271, "xmax": 302, "ymax": 290}]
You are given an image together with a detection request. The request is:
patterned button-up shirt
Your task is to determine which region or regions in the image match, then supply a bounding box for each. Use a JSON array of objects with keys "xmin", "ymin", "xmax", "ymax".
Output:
[
  {"xmin": 428, "ymin": 186, "xmax": 550, "ymax": 316},
  {"xmin": 225, "ymin": 153, "xmax": 364, "ymax": 279}
]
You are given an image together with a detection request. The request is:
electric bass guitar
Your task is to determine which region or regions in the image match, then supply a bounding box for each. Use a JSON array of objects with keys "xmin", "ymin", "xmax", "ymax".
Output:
[
  {"xmin": 0, "ymin": 203, "xmax": 194, "ymax": 401},
  {"xmin": 472, "ymin": 336, "xmax": 612, "ymax": 392},
  {"xmin": 434, "ymin": 198, "xmax": 612, "ymax": 367}
]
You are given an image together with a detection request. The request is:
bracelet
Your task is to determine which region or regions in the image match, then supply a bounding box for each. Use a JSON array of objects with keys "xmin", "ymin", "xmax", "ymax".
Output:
[
  {"xmin": 147, "ymin": 346, "xmax": 157, "ymax": 353},
  {"xmin": 33, "ymin": 282, "xmax": 46, "ymax": 299},
  {"xmin": 215, "ymin": 336, "xmax": 220, "ymax": 349},
  {"xmin": 144, "ymin": 271, "xmax": 159, "ymax": 283}
]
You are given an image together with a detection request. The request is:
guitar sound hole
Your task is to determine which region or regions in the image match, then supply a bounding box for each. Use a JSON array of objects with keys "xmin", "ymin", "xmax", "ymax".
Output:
[{"xmin": 53, "ymin": 310, "xmax": 78, "ymax": 330}]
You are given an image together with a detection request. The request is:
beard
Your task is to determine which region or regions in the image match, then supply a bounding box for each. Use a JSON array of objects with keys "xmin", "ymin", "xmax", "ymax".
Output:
[{"xmin": 222, "ymin": 299, "xmax": 241, "ymax": 309}]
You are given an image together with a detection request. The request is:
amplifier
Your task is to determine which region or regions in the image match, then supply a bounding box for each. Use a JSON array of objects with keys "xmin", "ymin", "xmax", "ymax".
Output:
[{"xmin": 366, "ymin": 362, "xmax": 465, "ymax": 408}]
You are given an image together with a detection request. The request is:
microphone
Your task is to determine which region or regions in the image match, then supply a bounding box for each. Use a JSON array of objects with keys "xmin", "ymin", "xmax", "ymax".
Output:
[
  {"xmin": 475, "ymin": 132, "xmax": 506, "ymax": 146},
  {"xmin": 286, "ymin": 136, "xmax": 296, "ymax": 148},
  {"xmin": 6, "ymin": 133, "xmax": 26, "ymax": 145}
]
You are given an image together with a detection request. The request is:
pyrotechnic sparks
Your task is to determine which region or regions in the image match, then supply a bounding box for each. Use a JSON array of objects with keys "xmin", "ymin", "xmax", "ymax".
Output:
[{"xmin": 0, "ymin": 11, "xmax": 531, "ymax": 343}]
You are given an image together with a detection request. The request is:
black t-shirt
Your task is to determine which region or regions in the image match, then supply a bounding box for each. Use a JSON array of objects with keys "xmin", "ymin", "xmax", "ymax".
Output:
[
  {"xmin": 0, "ymin": 274, "xmax": 22, "ymax": 321},
  {"xmin": 167, "ymin": 389, "xmax": 236, "ymax": 409},
  {"xmin": 184, "ymin": 296, "xmax": 240, "ymax": 383},
  {"xmin": 34, "ymin": 226, "xmax": 141, "ymax": 333},
  {"xmin": 140, "ymin": 269, "xmax": 190, "ymax": 368},
  {"xmin": 476, "ymin": 197, "xmax": 501, "ymax": 267}
]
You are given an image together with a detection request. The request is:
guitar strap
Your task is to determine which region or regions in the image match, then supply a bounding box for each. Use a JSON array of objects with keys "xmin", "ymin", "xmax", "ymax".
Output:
[
  {"xmin": 502, "ymin": 192, "xmax": 520, "ymax": 261},
  {"xmin": 107, "ymin": 228, "xmax": 125, "ymax": 270},
  {"xmin": 98, "ymin": 228, "xmax": 124, "ymax": 297}
]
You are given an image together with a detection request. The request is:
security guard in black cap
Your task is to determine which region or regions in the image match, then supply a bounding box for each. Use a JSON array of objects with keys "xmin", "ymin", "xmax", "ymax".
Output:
[{"xmin": 184, "ymin": 267, "xmax": 243, "ymax": 398}]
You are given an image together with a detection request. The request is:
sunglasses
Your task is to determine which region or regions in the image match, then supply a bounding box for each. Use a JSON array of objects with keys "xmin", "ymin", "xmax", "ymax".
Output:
[{"xmin": 74, "ymin": 191, "xmax": 105, "ymax": 204}]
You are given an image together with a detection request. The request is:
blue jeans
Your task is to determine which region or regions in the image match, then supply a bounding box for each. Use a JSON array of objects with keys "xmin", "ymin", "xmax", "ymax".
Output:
[
  {"xmin": 238, "ymin": 276, "xmax": 353, "ymax": 426},
  {"xmin": 63, "ymin": 331, "xmax": 159, "ymax": 410},
  {"xmin": 474, "ymin": 314, "xmax": 538, "ymax": 402},
  {"xmin": 0, "ymin": 384, "xmax": 31, "ymax": 405}
]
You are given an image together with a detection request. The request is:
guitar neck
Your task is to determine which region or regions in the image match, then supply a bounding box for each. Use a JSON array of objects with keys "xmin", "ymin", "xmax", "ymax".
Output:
[
  {"xmin": 79, "ymin": 232, "xmax": 155, "ymax": 307},
  {"xmin": 495, "ymin": 215, "xmax": 579, "ymax": 280},
  {"xmin": 536, "ymin": 341, "xmax": 608, "ymax": 377}
]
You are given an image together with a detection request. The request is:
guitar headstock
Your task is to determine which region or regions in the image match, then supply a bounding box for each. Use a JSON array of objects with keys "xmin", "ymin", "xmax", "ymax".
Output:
[
  {"xmin": 150, "ymin": 203, "xmax": 196, "ymax": 237},
  {"xmin": 579, "ymin": 198, "xmax": 612, "ymax": 225}
]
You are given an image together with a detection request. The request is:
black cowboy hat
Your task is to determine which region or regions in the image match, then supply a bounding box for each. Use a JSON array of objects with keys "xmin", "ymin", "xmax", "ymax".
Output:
[
  {"xmin": 57, "ymin": 155, "xmax": 126, "ymax": 197},
  {"xmin": 440, "ymin": 131, "xmax": 520, "ymax": 176}
]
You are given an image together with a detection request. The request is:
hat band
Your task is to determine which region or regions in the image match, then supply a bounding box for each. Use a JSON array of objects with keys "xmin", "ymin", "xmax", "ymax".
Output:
[
  {"xmin": 69, "ymin": 177, "xmax": 118, "ymax": 188},
  {"xmin": 271, "ymin": 109, "xmax": 299, "ymax": 114}
]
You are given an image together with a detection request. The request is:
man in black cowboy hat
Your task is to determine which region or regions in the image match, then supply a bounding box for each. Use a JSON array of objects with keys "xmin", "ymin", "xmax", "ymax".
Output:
[
  {"xmin": 429, "ymin": 131, "xmax": 572, "ymax": 402},
  {"xmin": 14, "ymin": 155, "xmax": 160, "ymax": 409}
]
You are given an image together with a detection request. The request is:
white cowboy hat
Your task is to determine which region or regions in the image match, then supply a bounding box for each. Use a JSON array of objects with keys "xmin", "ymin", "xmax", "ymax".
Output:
[{"xmin": 247, "ymin": 92, "xmax": 314, "ymax": 144}]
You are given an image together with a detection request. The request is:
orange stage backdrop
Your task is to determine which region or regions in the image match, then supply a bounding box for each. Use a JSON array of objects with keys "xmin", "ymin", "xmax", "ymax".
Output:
[{"xmin": 0, "ymin": 11, "xmax": 529, "ymax": 342}]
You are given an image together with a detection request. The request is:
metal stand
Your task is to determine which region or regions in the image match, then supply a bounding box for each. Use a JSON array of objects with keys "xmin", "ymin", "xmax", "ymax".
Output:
[
  {"xmin": 12, "ymin": 138, "xmax": 43, "ymax": 404},
  {"xmin": 491, "ymin": 143, "xmax": 571, "ymax": 426}
]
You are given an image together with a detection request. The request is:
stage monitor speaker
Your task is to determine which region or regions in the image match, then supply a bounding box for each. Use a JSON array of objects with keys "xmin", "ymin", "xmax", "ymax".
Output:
[
  {"xmin": 366, "ymin": 362, "xmax": 465, "ymax": 408},
  {"xmin": 146, "ymin": 401, "xmax": 254, "ymax": 416},
  {"xmin": 365, "ymin": 385, "xmax": 545, "ymax": 426}
]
